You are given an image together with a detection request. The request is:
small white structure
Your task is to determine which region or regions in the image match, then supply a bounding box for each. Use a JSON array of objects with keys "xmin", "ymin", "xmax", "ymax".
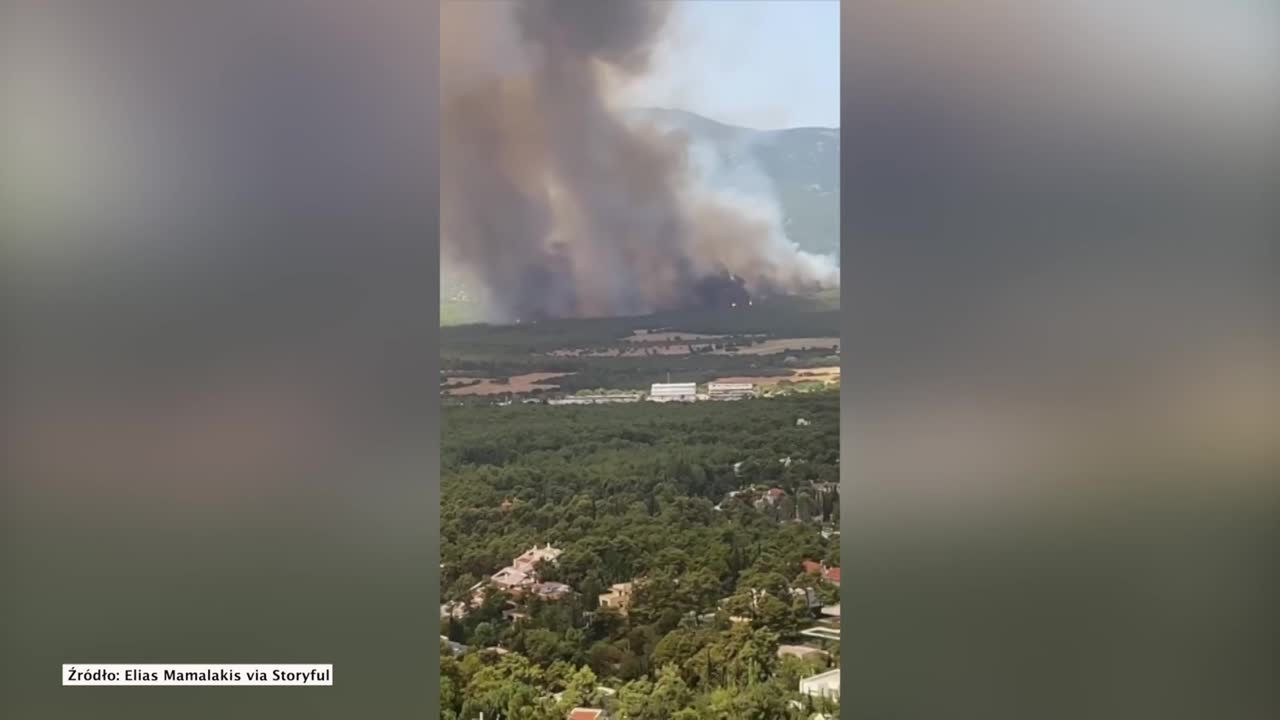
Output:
[
  {"xmin": 707, "ymin": 381, "xmax": 755, "ymax": 400},
  {"xmin": 799, "ymin": 668, "xmax": 841, "ymax": 700},
  {"xmin": 648, "ymin": 382, "xmax": 697, "ymax": 402}
]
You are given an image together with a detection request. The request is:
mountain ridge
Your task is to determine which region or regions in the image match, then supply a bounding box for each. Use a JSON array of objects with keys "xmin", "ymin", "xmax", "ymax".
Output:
[
  {"xmin": 443, "ymin": 108, "xmax": 839, "ymax": 324},
  {"xmin": 622, "ymin": 107, "xmax": 839, "ymax": 260}
]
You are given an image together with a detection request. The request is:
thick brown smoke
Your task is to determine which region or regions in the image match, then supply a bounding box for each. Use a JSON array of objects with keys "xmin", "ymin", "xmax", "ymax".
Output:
[{"xmin": 440, "ymin": 0, "xmax": 835, "ymax": 321}]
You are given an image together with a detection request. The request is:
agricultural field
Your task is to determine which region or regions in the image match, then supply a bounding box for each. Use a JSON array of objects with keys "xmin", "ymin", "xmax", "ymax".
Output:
[{"xmin": 441, "ymin": 292, "xmax": 840, "ymax": 398}]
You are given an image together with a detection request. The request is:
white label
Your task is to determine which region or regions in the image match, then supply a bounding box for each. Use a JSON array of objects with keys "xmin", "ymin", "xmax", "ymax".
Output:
[{"xmin": 63, "ymin": 664, "xmax": 332, "ymax": 686}]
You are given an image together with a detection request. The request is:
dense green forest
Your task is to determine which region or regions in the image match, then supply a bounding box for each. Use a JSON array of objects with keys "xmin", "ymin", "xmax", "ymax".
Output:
[{"xmin": 441, "ymin": 393, "xmax": 841, "ymax": 719}]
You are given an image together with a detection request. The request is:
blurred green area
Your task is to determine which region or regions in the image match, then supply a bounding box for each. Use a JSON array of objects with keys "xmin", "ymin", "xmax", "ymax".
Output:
[
  {"xmin": 5, "ymin": 491, "xmax": 437, "ymax": 719},
  {"xmin": 842, "ymin": 476, "xmax": 1279, "ymax": 720}
]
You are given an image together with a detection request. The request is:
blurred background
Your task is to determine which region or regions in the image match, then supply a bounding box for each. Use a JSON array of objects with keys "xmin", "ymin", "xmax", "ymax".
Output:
[
  {"xmin": 840, "ymin": 1, "xmax": 1278, "ymax": 718},
  {"xmin": 2, "ymin": 2, "xmax": 439, "ymax": 717},
  {"xmin": 1, "ymin": 1, "xmax": 1275, "ymax": 718}
]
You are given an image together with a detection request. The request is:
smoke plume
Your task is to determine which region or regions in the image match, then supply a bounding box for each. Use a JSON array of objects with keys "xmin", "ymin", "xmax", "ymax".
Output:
[{"xmin": 440, "ymin": 0, "xmax": 836, "ymax": 321}]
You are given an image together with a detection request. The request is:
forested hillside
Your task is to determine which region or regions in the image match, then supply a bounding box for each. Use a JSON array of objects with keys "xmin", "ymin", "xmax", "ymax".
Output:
[{"xmin": 440, "ymin": 393, "xmax": 841, "ymax": 719}]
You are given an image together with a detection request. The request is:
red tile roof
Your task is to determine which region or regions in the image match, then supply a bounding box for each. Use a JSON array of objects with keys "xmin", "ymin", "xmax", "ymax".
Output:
[
  {"xmin": 824, "ymin": 567, "xmax": 841, "ymax": 583},
  {"xmin": 568, "ymin": 709, "xmax": 604, "ymax": 720},
  {"xmin": 802, "ymin": 560, "xmax": 823, "ymax": 575}
]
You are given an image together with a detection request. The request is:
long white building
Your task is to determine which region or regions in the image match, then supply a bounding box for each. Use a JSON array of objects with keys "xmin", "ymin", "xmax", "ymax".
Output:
[
  {"xmin": 548, "ymin": 393, "xmax": 643, "ymax": 406},
  {"xmin": 648, "ymin": 382, "xmax": 697, "ymax": 402},
  {"xmin": 707, "ymin": 381, "xmax": 755, "ymax": 400}
]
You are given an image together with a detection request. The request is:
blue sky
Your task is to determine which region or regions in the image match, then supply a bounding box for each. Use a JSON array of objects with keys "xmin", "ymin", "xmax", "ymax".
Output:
[{"xmin": 618, "ymin": 0, "xmax": 840, "ymax": 130}]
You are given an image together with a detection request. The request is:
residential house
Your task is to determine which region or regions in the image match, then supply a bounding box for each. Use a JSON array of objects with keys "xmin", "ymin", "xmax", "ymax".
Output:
[
  {"xmin": 799, "ymin": 668, "xmax": 840, "ymax": 700},
  {"xmin": 598, "ymin": 582, "xmax": 634, "ymax": 614},
  {"xmin": 801, "ymin": 559, "xmax": 841, "ymax": 587},
  {"xmin": 513, "ymin": 543, "xmax": 563, "ymax": 575},
  {"xmin": 489, "ymin": 566, "xmax": 531, "ymax": 591},
  {"xmin": 474, "ymin": 543, "xmax": 565, "ymax": 601},
  {"xmin": 823, "ymin": 567, "xmax": 840, "ymax": 587}
]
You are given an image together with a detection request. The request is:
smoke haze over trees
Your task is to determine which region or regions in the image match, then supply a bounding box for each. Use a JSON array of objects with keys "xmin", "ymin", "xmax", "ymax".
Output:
[{"xmin": 441, "ymin": 0, "xmax": 837, "ymax": 322}]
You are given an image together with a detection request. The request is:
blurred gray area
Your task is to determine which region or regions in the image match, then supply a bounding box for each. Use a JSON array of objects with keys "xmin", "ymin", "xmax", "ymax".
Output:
[
  {"xmin": 2, "ymin": 2, "xmax": 439, "ymax": 717},
  {"xmin": 840, "ymin": 2, "xmax": 1278, "ymax": 719},
  {"xmin": 0, "ymin": 1, "xmax": 1276, "ymax": 719}
]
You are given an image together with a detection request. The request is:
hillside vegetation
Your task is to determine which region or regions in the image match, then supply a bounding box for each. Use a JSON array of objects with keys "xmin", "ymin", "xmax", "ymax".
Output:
[{"xmin": 441, "ymin": 393, "xmax": 841, "ymax": 719}]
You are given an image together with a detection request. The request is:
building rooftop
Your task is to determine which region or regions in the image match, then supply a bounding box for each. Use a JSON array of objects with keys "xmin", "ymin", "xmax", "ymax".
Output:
[
  {"xmin": 778, "ymin": 644, "xmax": 830, "ymax": 659},
  {"xmin": 799, "ymin": 668, "xmax": 841, "ymax": 696},
  {"xmin": 512, "ymin": 544, "xmax": 563, "ymax": 574},
  {"xmin": 490, "ymin": 567, "xmax": 530, "ymax": 587},
  {"xmin": 532, "ymin": 581, "xmax": 573, "ymax": 598}
]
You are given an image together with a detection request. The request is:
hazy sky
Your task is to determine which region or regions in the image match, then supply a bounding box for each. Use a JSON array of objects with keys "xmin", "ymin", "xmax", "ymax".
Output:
[{"xmin": 617, "ymin": 0, "xmax": 840, "ymax": 130}]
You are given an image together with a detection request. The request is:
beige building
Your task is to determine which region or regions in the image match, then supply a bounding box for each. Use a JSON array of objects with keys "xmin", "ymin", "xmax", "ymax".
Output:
[
  {"xmin": 513, "ymin": 543, "xmax": 563, "ymax": 574},
  {"xmin": 707, "ymin": 381, "xmax": 755, "ymax": 400},
  {"xmin": 597, "ymin": 582, "xmax": 634, "ymax": 614},
  {"xmin": 473, "ymin": 543, "xmax": 564, "ymax": 601}
]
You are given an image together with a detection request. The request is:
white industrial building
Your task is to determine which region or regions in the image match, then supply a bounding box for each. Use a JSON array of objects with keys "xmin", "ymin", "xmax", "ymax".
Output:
[
  {"xmin": 707, "ymin": 381, "xmax": 756, "ymax": 400},
  {"xmin": 648, "ymin": 382, "xmax": 697, "ymax": 402}
]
